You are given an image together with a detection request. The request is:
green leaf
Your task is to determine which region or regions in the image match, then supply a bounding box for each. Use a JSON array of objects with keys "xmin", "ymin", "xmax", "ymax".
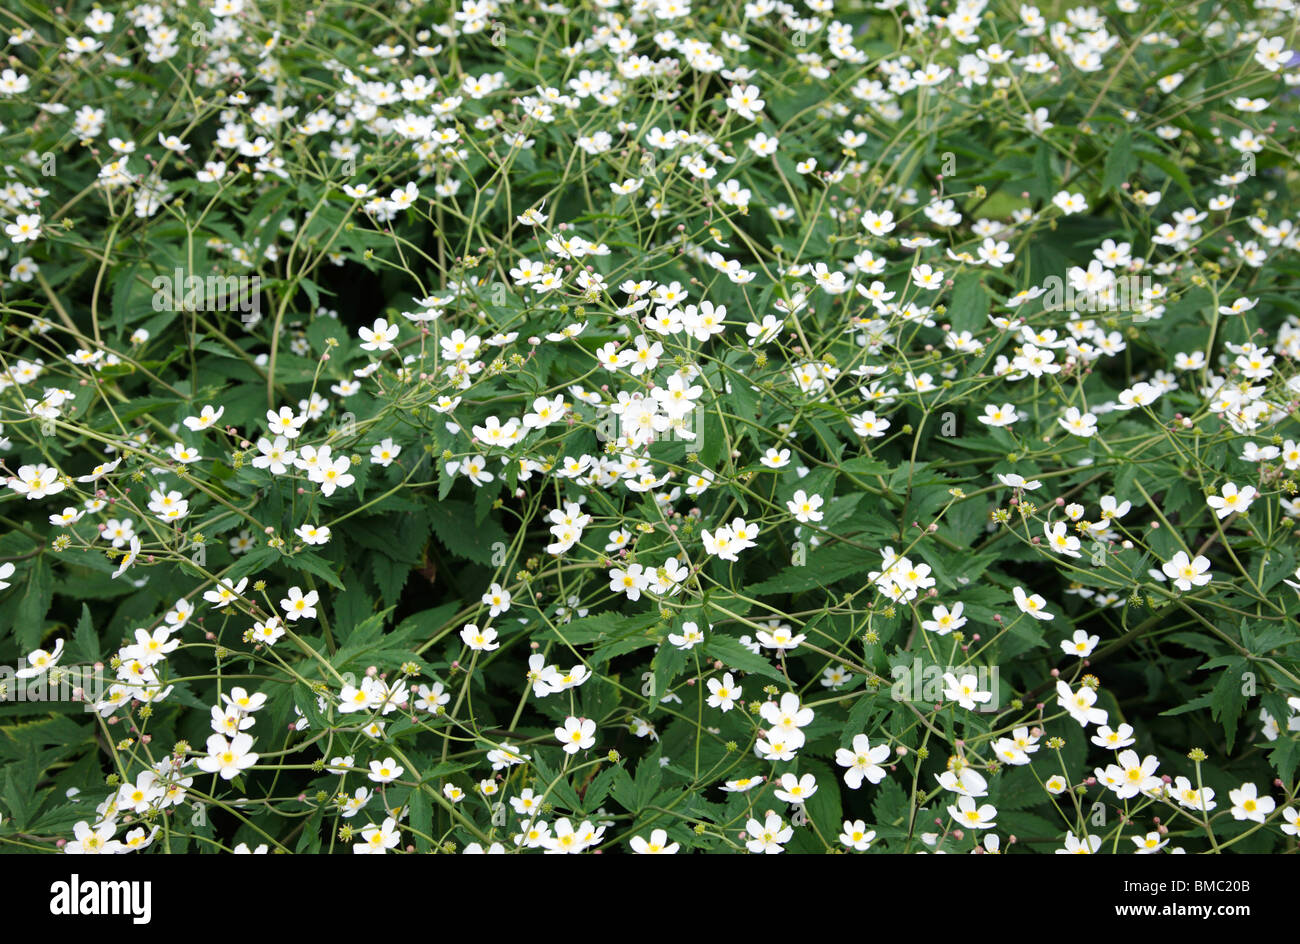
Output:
[
  {"xmin": 371, "ymin": 554, "xmax": 411, "ymax": 606},
  {"xmin": 745, "ymin": 543, "xmax": 876, "ymax": 594},
  {"xmin": 871, "ymin": 775, "xmax": 908, "ymax": 828},
  {"xmin": 14, "ymin": 555, "xmax": 53, "ymax": 653},
  {"xmin": 294, "ymin": 809, "xmax": 324, "ymax": 853},
  {"xmin": 1101, "ymin": 131, "xmax": 1135, "ymax": 193},
  {"xmin": 72, "ymin": 604, "xmax": 98, "ymax": 664},
  {"xmin": 839, "ymin": 457, "xmax": 891, "ymax": 478},
  {"xmin": 652, "ymin": 642, "xmax": 689, "ymax": 701},
  {"xmin": 1266, "ymin": 736, "xmax": 1298, "ymax": 785},
  {"xmin": 1209, "ymin": 656, "xmax": 1249, "ymax": 751},
  {"xmin": 287, "ymin": 550, "xmax": 346, "ymax": 591},
  {"xmin": 704, "ymin": 635, "xmax": 785, "ymax": 682},
  {"xmin": 1134, "ymin": 146, "xmax": 1195, "ymax": 198},
  {"xmin": 538, "ymin": 611, "xmax": 658, "ymax": 646},
  {"xmin": 633, "ymin": 753, "xmax": 664, "ymax": 811},
  {"xmin": 610, "ymin": 765, "xmax": 637, "ymax": 811},
  {"xmin": 407, "ymin": 786, "xmax": 433, "ymax": 852},
  {"xmin": 332, "ymin": 607, "xmax": 396, "ymax": 667},
  {"xmin": 428, "ymin": 499, "xmax": 508, "ymax": 564},
  {"xmin": 583, "ymin": 762, "xmax": 622, "ymax": 814},
  {"xmin": 532, "ymin": 753, "xmax": 583, "ymax": 812},
  {"xmin": 2, "ymin": 765, "xmax": 33, "ymax": 830},
  {"xmin": 949, "ymin": 272, "xmax": 989, "ymax": 332},
  {"xmin": 800, "ymin": 758, "xmax": 842, "ymax": 845}
]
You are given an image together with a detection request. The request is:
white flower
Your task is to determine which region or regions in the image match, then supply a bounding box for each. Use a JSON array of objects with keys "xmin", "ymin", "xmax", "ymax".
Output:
[
  {"xmin": 942, "ymin": 672, "xmax": 992, "ymax": 711},
  {"xmin": 279, "ymin": 586, "xmax": 319, "ymax": 621},
  {"xmin": 555, "ymin": 716, "xmax": 596, "ymax": 754},
  {"xmin": 667, "ymin": 620, "xmax": 705, "ymax": 650},
  {"xmin": 367, "ymin": 757, "xmax": 404, "ymax": 784},
  {"xmin": 1228, "ymin": 782, "xmax": 1274, "ymax": 823},
  {"xmin": 481, "ymin": 582, "xmax": 512, "ymax": 616},
  {"xmin": 5, "ymin": 213, "xmax": 41, "ymax": 243},
  {"xmin": 460, "ymin": 623, "xmax": 499, "ymax": 651},
  {"xmin": 629, "ymin": 829, "xmax": 679, "ymax": 854},
  {"xmin": 195, "ymin": 733, "xmax": 258, "ymax": 780},
  {"xmin": 1052, "ymin": 191, "xmax": 1088, "ymax": 215},
  {"xmin": 1013, "ymin": 586, "xmax": 1054, "ymax": 621},
  {"xmin": 1206, "ymin": 482, "xmax": 1257, "ymax": 519},
  {"xmin": 744, "ymin": 812, "xmax": 792, "ymax": 853},
  {"xmin": 773, "ymin": 772, "xmax": 818, "ymax": 804},
  {"xmin": 786, "ymin": 489, "xmax": 824, "ymax": 523},
  {"xmin": 835, "ymin": 734, "xmax": 890, "ymax": 788},
  {"xmin": 16, "ymin": 639, "xmax": 64, "ymax": 678},
  {"xmin": 1161, "ymin": 551, "xmax": 1212, "ymax": 592},
  {"xmin": 1057, "ymin": 679, "xmax": 1108, "ymax": 727},
  {"xmin": 948, "ymin": 795, "xmax": 997, "ymax": 829},
  {"xmin": 1061, "ymin": 630, "xmax": 1100, "ymax": 658},
  {"xmin": 358, "ymin": 318, "xmax": 399, "ymax": 352}
]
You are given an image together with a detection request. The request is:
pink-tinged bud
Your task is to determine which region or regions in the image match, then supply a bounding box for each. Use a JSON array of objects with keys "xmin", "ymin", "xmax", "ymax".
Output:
[{"xmin": 1050, "ymin": 667, "xmax": 1060, "ymax": 677}]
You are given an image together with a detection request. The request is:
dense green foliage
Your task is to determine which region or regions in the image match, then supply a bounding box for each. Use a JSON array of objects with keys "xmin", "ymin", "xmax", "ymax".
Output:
[{"xmin": 1, "ymin": 0, "xmax": 1299, "ymax": 854}]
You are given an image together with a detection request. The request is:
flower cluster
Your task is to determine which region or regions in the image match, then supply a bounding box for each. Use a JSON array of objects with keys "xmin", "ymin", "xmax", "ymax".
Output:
[{"xmin": 0, "ymin": 0, "xmax": 1298, "ymax": 856}]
